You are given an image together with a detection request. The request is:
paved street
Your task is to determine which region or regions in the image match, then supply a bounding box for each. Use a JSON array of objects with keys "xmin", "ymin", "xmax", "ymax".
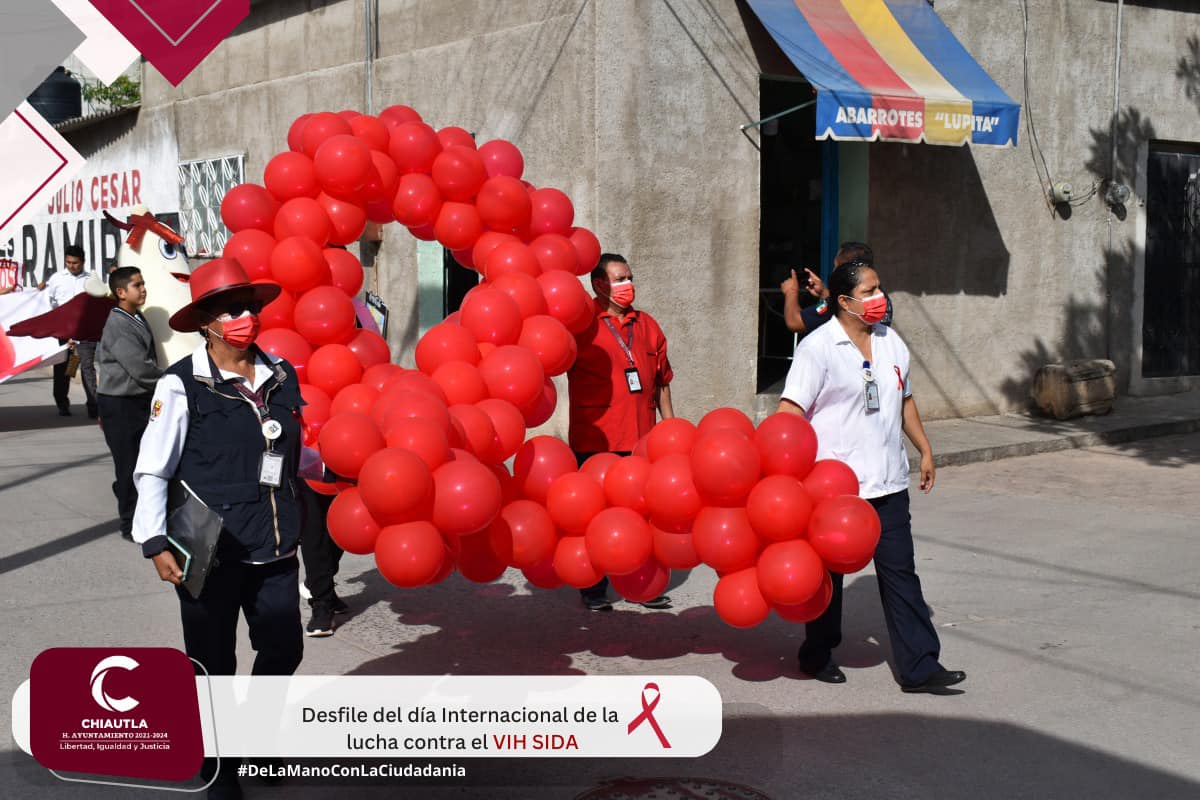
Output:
[{"xmin": 2, "ymin": 372, "xmax": 1198, "ymax": 799}]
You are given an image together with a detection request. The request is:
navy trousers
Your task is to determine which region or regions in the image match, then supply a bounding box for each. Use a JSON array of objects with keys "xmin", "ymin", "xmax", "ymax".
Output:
[
  {"xmin": 97, "ymin": 393, "xmax": 152, "ymax": 536},
  {"xmin": 298, "ymin": 482, "xmax": 343, "ymax": 604},
  {"xmin": 797, "ymin": 489, "xmax": 943, "ymax": 686}
]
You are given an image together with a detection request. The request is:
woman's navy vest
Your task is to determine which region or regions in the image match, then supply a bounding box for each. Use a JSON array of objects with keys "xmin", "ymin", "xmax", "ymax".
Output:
[{"xmin": 165, "ymin": 351, "xmax": 305, "ymax": 562}]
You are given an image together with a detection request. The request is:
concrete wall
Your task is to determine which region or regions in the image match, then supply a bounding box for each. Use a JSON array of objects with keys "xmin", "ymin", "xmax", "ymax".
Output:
[
  {"xmin": 139, "ymin": 0, "xmax": 761, "ymax": 431},
  {"xmin": 871, "ymin": 0, "xmax": 1200, "ymax": 418}
]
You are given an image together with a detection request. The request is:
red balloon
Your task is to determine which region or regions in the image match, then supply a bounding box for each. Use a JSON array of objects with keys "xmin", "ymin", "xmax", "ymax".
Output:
[
  {"xmin": 472, "ymin": 231, "xmax": 519, "ymax": 272},
  {"xmin": 381, "ymin": 370, "xmax": 450, "ymax": 405},
  {"xmin": 223, "ymin": 229, "xmax": 276, "ymax": 280},
  {"xmin": 437, "ymin": 126, "xmax": 476, "ymax": 150},
  {"xmin": 274, "ymin": 197, "xmax": 331, "ymax": 245},
  {"xmin": 756, "ymin": 540, "xmax": 826, "ymax": 606},
  {"xmin": 324, "ymin": 248, "xmax": 364, "ymax": 297},
  {"xmin": 450, "ymin": 249, "xmax": 475, "ymax": 270},
  {"xmin": 314, "ymin": 134, "xmax": 373, "ymax": 196},
  {"xmin": 646, "ymin": 418, "xmax": 697, "ymax": 462},
  {"xmin": 713, "ymin": 567, "xmax": 770, "ymax": 628},
  {"xmin": 432, "ymin": 146, "xmax": 487, "ymax": 202},
  {"xmin": 308, "ymin": 343, "xmax": 363, "ymax": 397},
  {"xmin": 477, "ymin": 139, "xmax": 524, "ymax": 179},
  {"xmin": 377, "ymin": 389, "xmax": 451, "ymax": 442},
  {"xmin": 388, "ymin": 121, "xmax": 442, "ymax": 174},
  {"xmin": 568, "ymin": 227, "xmax": 602, "ymax": 276},
  {"xmin": 754, "ymin": 412, "xmax": 819, "ymax": 479},
  {"xmin": 264, "ymin": 151, "xmax": 320, "ymax": 201},
  {"xmin": 316, "ymin": 193, "xmax": 367, "ymax": 246},
  {"xmin": 391, "ymin": 173, "xmax": 443, "ymax": 228},
  {"xmin": 746, "ymin": 475, "xmax": 813, "ymax": 542},
  {"xmin": 476, "ymin": 176, "xmax": 532, "ymax": 233},
  {"xmin": 512, "ymin": 435, "xmax": 577, "ymax": 504},
  {"xmin": 408, "ymin": 222, "xmax": 437, "ymax": 241},
  {"xmin": 692, "ymin": 507, "xmax": 759, "ymax": 572},
  {"xmin": 379, "ymin": 104, "xmax": 422, "ymax": 130},
  {"xmin": 490, "ymin": 462, "xmax": 520, "ymax": 505},
  {"xmin": 363, "ymin": 150, "xmax": 399, "ymax": 202},
  {"xmin": 299, "ymin": 382, "xmax": 331, "ymax": 444},
  {"xmin": 690, "ymin": 429, "xmax": 762, "ymax": 507},
  {"xmin": 331, "ymin": 383, "xmax": 379, "ymax": 417},
  {"xmin": 803, "ymin": 460, "xmax": 861, "ymax": 502},
  {"xmin": 359, "ymin": 447, "xmax": 434, "ymax": 525},
  {"xmin": 537, "ymin": 271, "xmax": 593, "ymax": 334},
  {"xmin": 432, "ymin": 458, "xmax": 503, "ymax": 537},
  {"xmin": 652, "ymin": 520, "xmax": 701, "ymax": 569},
  {"xmin": 448, "ymin": 403, "xmax": 500, "ymax": 462},
  {"xmin": 258, "ymin": 286, "xmax": 296, "ymax": 331},
  {"xmin": 337, "ymin": 109, "xmax": 361, "ymax": 120},
  {"xmin": 522, "ymin": 556, "xmax": 564, "ymax": 589},
  {"xmin": 773, "ymin": 570, "xmax": 834, "ymax": 623},
  {"xmin": 479, "ymin": 345, "xmax": 545, "ymax": 411},
  {"xmin": 518, "ymin": 315, "xmax": 577, "ymax": 377},
  {"xmin": 529, "ymin": 234, "xmax": 578, "ymax": 274},
  {"xmin": 257, "ymin": 328, "xmax": 311, "ymax": 381},
  {"xmin": 633, "ymin": 434, "xmax": 650, "ymax": 460},
  {"xmin": 610, "ymin": 558, "xmax": 670, "ymax": 603},
  {"xmin": 519, "ymin": 377, "xmax": 557, "ymax": 428},
  {"xmin": 697, "ymin": 407, "xmax": 756, "ymax": 439},
  {"xmin": 528, "ymin": 188, "xmax": 574, "ymax": 236},
  {"xmin": 552, "ymin": 535, "xmax": 603, "ymax": 589},
  {"xmin": 584, "ymin": 507, "xmax": 653, "ymax": 576},
  {"xmin": 346, "ymin": 329, "xmax": 390, "ymax": 369},
  {"xmin": 294, "ymin": 286, "xmax": 356, "ymax": 346},
  {"xmin": 432, "ymin": 361, "xmax": 488, "ymax": 406},
  {"xmin": 460, "ymin": 288, "xmax": 522, "ymax": 346},
  {"xmin": 318, "ymin": 412, "xmax": 384, "ymax": 478},
  {"xmin": 287, "ymin": 114, "xmax": 313, "ymax": 153},
  {"xmin": 221, "ymin": 184, "xmax": 278, "ymax": 233},
  {"xmin": 415, "ymin": 322, "xmax": 480, "ymax": 373},
  {"xmin": 644, "ymin": 454, "xmax": 703, "ymax": 527},
  {"xmin": 603, "ymin": 455, "xmax": 652, "ymax": 515},
  {"xmin": 808, "ymin": 495, "xmax": 881, "ymax": 568},
  {"xmin": 476, "ymin": 398, "xmax": 526, "ymax": 462},
  {"xmin": 270, "ymin": 236, "xmax": 330, "ymax": 294},
  {"xmin": 384, "ymin": 416, "xmax": 452, "ymax": 471},
  {"xmin": 434, "ymin": 201, "xmax": 483, "ymax": 251},
  {"xmin": 580, "ymin": 452, "xmax": 620, "ymax": 484},
  {"xmin": 349, "ymin": 114, "xmax": 390, "ymax": 152},
  {"xmin": 482, "ymin": 241, "xmax": 540, "ymax": 281},
  {"xmin": 300, "ymin": 112, "xmax": 354, "ymax": 159},
  {"xmin": 500, "ymin": 500, "xmax": 557, "ymax": 568},
  {"xmin": 375, "ymin": 521, "xmax": 444, "ymax": 587},
  {"xmin": 546, "ymin": 472, "xmax": 606, "ymax": 536},
  {"xmin": 327, "ymin": 487, "xmax": 382, "ymax": 554},
  {"xmin": 458, "ymin": 518, "xmax": 512, "ymax": 583},
  {"xmin": 489, "ymin": 273, "xmax": 547, "ymax": 320},
  {"xmin": 362, "ymin": 362, "xmax": 405, "ymax": 392}
]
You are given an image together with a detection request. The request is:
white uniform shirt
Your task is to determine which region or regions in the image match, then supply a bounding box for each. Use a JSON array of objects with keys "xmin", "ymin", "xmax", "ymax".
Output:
[
  {"xmin": 132, "ymin": 344, "xmax": 295, "ymax": 561},
  {"xmin": 45, "ymin": 269, "xmax": 91, "ymax": 308},
  {"xmin": 781, "ymin": 316, "xmax": 913, "ymax": 499}
]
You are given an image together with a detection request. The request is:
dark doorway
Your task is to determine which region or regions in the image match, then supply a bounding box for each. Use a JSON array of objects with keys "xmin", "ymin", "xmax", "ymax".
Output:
[
  {"xmin": 444, "ymin": 249, "xmax": 477, "ymax": 316},
  {"xmin": 757, "ymin": 77, "xmax": 826, "ymax": 393},
  {"xmin": 1143, "ymin": 142, "xmax": 1200, "ymax": 377}
]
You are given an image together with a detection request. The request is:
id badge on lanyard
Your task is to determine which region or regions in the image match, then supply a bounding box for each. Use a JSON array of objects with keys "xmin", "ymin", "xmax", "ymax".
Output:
[
  {"xmin": 862, "ymin": 360, "xmax": 880, "ymax": 413},
  {"xmin": 604, "ymin": 318, "xmax": 643, "ymax": 394},
  {"xmin": 220, "ymin": 354, "xmax": 286, "ymax": 487}
]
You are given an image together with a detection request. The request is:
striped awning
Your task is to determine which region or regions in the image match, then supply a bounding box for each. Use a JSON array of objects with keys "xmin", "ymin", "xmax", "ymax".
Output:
[{"xmin": 747, "ymin": 0, "xmax": 1021, "ymax": 147}]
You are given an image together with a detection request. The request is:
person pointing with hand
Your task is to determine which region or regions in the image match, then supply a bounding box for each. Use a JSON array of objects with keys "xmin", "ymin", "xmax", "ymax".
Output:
[{"xmin": 781, "ymin": 243, "xmax": 893, "ymax": 337}]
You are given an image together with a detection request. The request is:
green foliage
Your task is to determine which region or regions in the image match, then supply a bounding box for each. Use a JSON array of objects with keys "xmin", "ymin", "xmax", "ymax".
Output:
[{"xmin": 80, "ymin": 75, "xmax": 140, "ymax": 110}]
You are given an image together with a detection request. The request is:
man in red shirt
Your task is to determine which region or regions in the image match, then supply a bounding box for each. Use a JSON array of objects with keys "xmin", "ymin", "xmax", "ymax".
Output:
[{"xmin": 568, "ymin": 253, "xmax": 675, "ymax": 611}]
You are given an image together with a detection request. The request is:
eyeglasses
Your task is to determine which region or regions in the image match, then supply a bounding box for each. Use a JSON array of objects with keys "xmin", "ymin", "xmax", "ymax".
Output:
[{"xmin": 207, "ymin": 300, "xmax": 263, "ymax": 321}]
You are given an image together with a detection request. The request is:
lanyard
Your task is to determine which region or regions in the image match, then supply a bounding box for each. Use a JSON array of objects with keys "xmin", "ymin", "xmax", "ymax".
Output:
[
  {"xmin": 207, "ymin": 351, "xmax": 272, "ymax": 421},
  {"xmin": 602, "ymin": 317, "xmax": 636, "ymax": 367}
]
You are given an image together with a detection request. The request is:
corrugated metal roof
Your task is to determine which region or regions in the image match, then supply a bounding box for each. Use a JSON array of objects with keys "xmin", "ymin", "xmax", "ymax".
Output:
[{"xmin": 52, "ymin": 103, "xmax": 141, "ymax": 133}]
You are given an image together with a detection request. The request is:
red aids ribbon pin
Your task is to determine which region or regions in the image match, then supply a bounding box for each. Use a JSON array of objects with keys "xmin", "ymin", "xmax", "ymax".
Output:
[
  {"xmin": 627, "ymin": 682, "xmax": 671, "ymax": 748},
  {"xmin": 894, "ymin": 365, "xmax": 904, "ymax": 391}
]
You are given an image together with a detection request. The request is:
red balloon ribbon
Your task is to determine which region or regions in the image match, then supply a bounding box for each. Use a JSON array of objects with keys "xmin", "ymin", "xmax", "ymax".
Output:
[{"xmin": 626, "ymin": 682, "xmax": 671, "ymax": 748}]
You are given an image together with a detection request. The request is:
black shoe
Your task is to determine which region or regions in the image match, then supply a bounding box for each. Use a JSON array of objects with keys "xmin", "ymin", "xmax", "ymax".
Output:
[
  {"xmin": 800, "ymin": 658, "xmax": 847, "ymax": 684},
  {"xmin": 583, "ymin": 595, "xmax": 613, "ymax": 612},
  {"xmin": 330, "ymin": 594, "xmax": 349, "ymax": 615},
  {"xmin": 87, "ymin": 406, "xmax": 98, "ymax": 419},
  {"xmin": 306, "ymin": 602, "xmax": 335, "ymax": 637},
  {"xmin": 637, "ymin": 595, "xmax": 672, "ymax": 610},
  {"xmin": 57, "ymin": 407, "xmax": 71, "ymax": 417},
  {"xmin": 901, "ymin": 668, "xmax": 967, "ymax": 694},
  {"xmin": 120, "ymin": 531, "xmax": 134, "ymax": 542}
]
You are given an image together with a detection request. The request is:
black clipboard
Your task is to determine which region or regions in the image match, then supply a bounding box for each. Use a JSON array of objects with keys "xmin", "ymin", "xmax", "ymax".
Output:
[{"xmin": 165, "ymin": 480, "xmax": 223, "ymax": 599}]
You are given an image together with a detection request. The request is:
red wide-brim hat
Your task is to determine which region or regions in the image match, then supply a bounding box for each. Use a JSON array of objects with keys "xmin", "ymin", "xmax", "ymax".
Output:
[{"xmin": 169, "ymin": 257, "xmax": 282, "ymax": 332}]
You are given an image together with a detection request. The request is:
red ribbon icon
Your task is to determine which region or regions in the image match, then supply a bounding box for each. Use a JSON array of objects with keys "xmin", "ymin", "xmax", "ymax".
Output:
[
  {"xmin": 627, "ymin": 682, "xmax": 671, "ymax": 748},
  {"xmin": 894, "ymin": 365, "xmax": 904, "ymax": 391}
]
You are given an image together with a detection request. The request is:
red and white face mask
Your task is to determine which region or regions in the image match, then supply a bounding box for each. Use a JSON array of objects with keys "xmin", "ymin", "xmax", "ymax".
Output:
[
  {"xmin": 843, "ymin": 292, "xmax": 886, "ymax": 325},
  {"xmin": 211, "ymin": 310, "xmax": 261, "ymax": 350},
  {"xmin": 607, "ymin": 279, "xmax": 635, "ymax": 309}
]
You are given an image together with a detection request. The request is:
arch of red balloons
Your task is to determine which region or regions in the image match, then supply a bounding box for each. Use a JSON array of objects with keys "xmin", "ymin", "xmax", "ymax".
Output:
[{"xmin": 220, "ymin": 106, "xmax": 882, "ymax": 629}]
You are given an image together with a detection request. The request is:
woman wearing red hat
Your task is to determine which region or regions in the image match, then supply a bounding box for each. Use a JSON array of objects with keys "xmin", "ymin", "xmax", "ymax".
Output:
[{"xmin": 131, "ymin": 258, "xmax": 305, "ymax": 799}]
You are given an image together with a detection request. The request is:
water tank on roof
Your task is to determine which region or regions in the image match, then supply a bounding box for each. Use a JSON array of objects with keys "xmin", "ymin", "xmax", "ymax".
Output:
[{"xmin": 28, "ymin": 67, "xmax": 82, "ymax": 125}]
